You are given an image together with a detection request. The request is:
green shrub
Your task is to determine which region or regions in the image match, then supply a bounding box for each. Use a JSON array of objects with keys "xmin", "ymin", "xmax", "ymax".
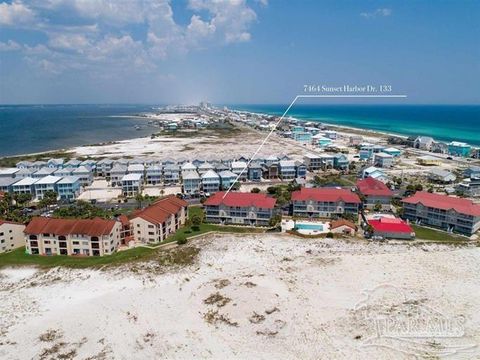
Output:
[{"xmin": 177, "ymin": 235, "xmax": 188, "ymax": 245}]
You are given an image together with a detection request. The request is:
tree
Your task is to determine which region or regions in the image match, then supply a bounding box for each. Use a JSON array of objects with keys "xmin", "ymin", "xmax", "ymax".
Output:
[
  {"xmin": 177, "ymin": 234, "xmax": 188, "ymax": 245},
  {"xmin": 14, "ymin": 193, "xmax": 32, "ymax": 207},
  {"xmin": 373, "ymin": 202, "xmax": 382, "ymax": 212},
  {"xmin": 135, "ymin": 193, "xmax": 144, "ymax": 208},
  {"xmin": 269, "ymin": 214, "xmax": 282, "ymax": 227},
  {"xmin": 39, "ymin": 190, "xmax": 58, "ymax": 210},
  {"xmin": 191, "ymin": 214, "xmax": 202, "ymax": 231},
  {"xmin": 251, "ymin": 187, "xmax": 261, "ymax": 193}
]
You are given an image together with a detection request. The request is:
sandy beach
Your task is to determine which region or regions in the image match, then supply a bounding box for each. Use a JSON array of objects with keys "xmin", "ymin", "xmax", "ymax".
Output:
[{"xmin": 1, "ymin": 234, "xmax": 479, "ymax": 359}]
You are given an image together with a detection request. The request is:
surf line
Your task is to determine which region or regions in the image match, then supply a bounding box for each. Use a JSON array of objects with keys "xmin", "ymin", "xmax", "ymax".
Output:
[{"xmin": 222, "ymin": 94, "xmax": 407, "ymax": 198}]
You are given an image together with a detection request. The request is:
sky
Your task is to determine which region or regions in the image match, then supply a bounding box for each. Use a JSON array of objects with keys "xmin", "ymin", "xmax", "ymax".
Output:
[{"xmin": 0, "ymin": 0, "xmax": 479, "ymax": 105}]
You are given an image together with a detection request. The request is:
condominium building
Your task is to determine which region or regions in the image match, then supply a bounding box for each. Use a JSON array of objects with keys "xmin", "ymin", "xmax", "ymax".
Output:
[
  {"xmin": 24, "ymin": 217, "xmax": 123, "ymax": 256},
  {"xmin": 204, "ymin": 191, "xmax": 277, "ymax": 226},
  {"xmin": 145, "ymin": 165, "xmax": 162, "ymax": 185},
  {"xmin": 130, "ymin": 196, "xmax": 188, "ymax": 243},
  {"xmin": 402, "ymin": 191, "xmax": 480, "ymax": 235},
  {"xmin": 231, "ymin": 161, "xmax": 248, "ymax": 181},
  {"xmin": 219, "ymin": 170, "xmax": 237, "ymax": 190},
  {"xmin": 110, "ymin": 164, "xmax": 127, "ymax": 187},
  {"xmin": 0, "ymin": 220, "xmax": 26, "ymax": 253},
  {"xmin": 291, "ymin": 188, "xmax": 361, "ymax": 218},
  {"xmin": 279, "ymin": 160, "xmax": 296, "ymax": 179},
  {"xmin": 13, "ymin": 176, "xmax": 38, "ymax": 195},
  {"xmin": 303, "ymin": 153, "xmax": 323, "ymax": 171},
  {"xmin": 356, "ymin": 177, "xmax": 393, "ymax": 210},
  {"xmin": 71, "ymin": 166, "xmax": 93, "ymax": 187},
  {"xmin": 56, "ymin": 176, "xmax": 81, "ymax": 201}
]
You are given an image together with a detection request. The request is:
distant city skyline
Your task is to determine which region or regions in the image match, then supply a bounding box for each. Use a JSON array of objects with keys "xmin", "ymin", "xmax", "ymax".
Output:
[{"xmin": 1, "ymin": 0, "xmax": 479, "ymax": 105}]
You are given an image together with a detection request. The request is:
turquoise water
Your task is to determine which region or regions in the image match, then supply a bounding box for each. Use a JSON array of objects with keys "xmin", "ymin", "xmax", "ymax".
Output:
[
  {"xmin": 296, "ymin": 223, "xmax": 324, "ymax": 231},
  {"xmin": 231, "ymin": 105, "xmax": 480, "ymax": 146}
]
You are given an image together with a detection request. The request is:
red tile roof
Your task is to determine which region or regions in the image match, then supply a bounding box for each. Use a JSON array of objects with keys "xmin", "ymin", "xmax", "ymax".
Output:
[
  {"xmin": 402, "ymin": 191, "xmax": 480, "ymax": 216},
  {"xmin": 369, "ymin": 217, "xmax": 414, "ymax": 233},
  {"xmin": 330, "ymin": 219, "xmax": 357, "ymax": 230},
  {"xmin": 291, "ymin": 188, "xmax": 361, "ymax": 204},
  {"xmin": 130, "ymin": 195, "xmax": 188, "ymax": 225},
  {"xmin": 204, "ymin": 191, "xmax": 276, "ymax": 209},
  {"xmin": 356, "ymin": 177, "xmax": 393, "ymax": 197},
  {"xmin": 25, "ymin": 217, "xmax": 117, "ymax": 236}
]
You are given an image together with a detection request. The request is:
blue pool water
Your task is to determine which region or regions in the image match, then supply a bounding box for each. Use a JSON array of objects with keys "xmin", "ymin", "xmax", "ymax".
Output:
[{"xmin": 295, "ymin": 223, "xmax": 324, "ymax": 231}]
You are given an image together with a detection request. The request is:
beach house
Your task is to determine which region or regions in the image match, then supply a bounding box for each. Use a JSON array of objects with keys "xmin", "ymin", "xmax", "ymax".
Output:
[
  {"xmin": 201, "ymin": 170, "xmax": 221, "ymax": 193},
  {"xmin": 32, "ymin": 167, "xmax": 56, "ymax": 178},
  {"xmin": 110, "ymin": 164, "xmax": 128, "ymax": 187},
  {"xmin": 362, "ymin": 166, "xmax": 388, "ymax": 182},
  {"xmin": 198, "ymin": 162, "xmax": 215, "ymax": 176},
  {"xmin": 231, "ymin": 161, "xmax": 248, "ymax": 181},
  {"xmin": 291, "ymin": 188, "xmax": 361, "ymax": 218},
  {"xmin": 417, "ymin": 155, "xmax": 442, "ymax": 166},
  {"xmin": 0, "ymin": 178, "xmax": 20, "ymax": 193},
  {"xmin": 219, "ymin": 170, "xmax": 237, "ymax": 190},
  {"xmin": 96, "ymin": 159, "xmax": 114, "ymax": 177},
  {"xmin": 11, "ymin": 177, "xmax": 37, "ymax": 195},
  {"xmin": 247, "ymin": 162, "xmax": 263, "ymax": 181},
  {"xmin": 25, "ymin": 217, "xmax": 123, "ymax": 256},
  {"xmin": 129, "ymin": 196, "xmax": 188, "ymax": 243},
  {"xmin": 72, "ymin": 166, "xmax": 93, "ymax": 187},
  {"xmin": 402, "ymin": 191, "xmax": 480, "ymax": 235},
  {"xmin": 15, "ymin": 168, "xmax": 34, "ymax": 179},
  {"xmin": 64, "ymin": 159, "xmax": 81, "ymax": 168},
  {"xmin": 356, "ymin": 177, "xmax": 393, "ymax": 210},
  {"xmin": 448, "ymin": 141, "xmax": 471, "ymax": 157},
  {"xmin": 303, "ymin": 153, "xmax": 322, "ymax": 171},
  {"xmin": 333, "ymin": 154, "xmax": 349, "ymax": 170},
  {"xmin": 47, "ymin": 158, "xmax": 64, "ymax": 169},
  {"xmin": 295, "ymin": 161, "xmax": 307, "ymax": 178},
  {"xmin": 367, "ymin": 217, "xmax": 415, "ymax": 240},
  {"xmin": 121, "ymin": 173, "xmax": 143, "ymax": 197},
  {"xmin": 414, "ymin": 136, "xmax": 434, "ymax": 150},
  {"xmin": 56, "ymin": 176, "xmax": 81, "ymax": 201},
  {"xmin": 279, "ymin": 160, "xmax": 297, "ymax": 180},
  {"xmin": 182, "ymin": 171, "xmax": 201, "ymax": 195},
  {"xmin": 34, "ymin": 175, "xmax": 61, "ymax": 199},
  {"xmin": 203, "ymin": 191, "xmax": 277, "ymax": 226},
  {"xmin": 146, "ymin": 165, "xmax": 162, "ymax": 185},
  {"xmin": 163, "ymin": 164, "xmax": 181, "ymax": 184},
  {"xmin": 383, "ymin": 147, "xmax": 402, "ymax": 157},
  {"xmin": 374, "ymin": 152, "xmax": 394, "ymax": 168},
  {"xmin": 53, "ymin": 168, "xmax": 73, "ymax": 177},
  {"xmin": 0, "ymin": 220, "xmax": 26, "ymax": 254},
  {"xmin": 428, "ymin": 169, "xmax": 456, "ymax": 183}
]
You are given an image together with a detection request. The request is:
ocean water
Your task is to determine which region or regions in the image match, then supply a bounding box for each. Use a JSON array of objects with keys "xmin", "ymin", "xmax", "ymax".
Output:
[
  {"xmin": 0, "ymin": 104, "xmax": 158, "ymax": 157},
  {"xmin": 232, "ymin": 104, "xmax": 480, "ymax": 146}
]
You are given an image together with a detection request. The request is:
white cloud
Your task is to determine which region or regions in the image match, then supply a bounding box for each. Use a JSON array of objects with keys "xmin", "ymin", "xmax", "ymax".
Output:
[
  {"xmin": 0, "ymin": 40, "xmax": 22, "ymax": 51},
  {"xmin": 0, "ymin": 1, "xmax": 35, "ymax": 25},
  {"xmin": 360, "ymin": 8, "xmax": 392, "ymax": 19},
  {"xmin": 188, "ymin": 0, "xmax": 257, "ymax": 43},
  {"xmin": 2, "ymin": 0, "xmax": 260, "ymax": 76}
]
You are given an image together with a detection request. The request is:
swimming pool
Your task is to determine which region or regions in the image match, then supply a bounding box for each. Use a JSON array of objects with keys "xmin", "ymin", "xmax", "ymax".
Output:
[{"xmin": 295, "ymin": 223, "xmax": 324, "ymax": 231}]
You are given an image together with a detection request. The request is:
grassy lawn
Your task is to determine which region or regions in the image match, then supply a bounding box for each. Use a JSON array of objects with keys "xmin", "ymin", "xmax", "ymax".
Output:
[
  {"xmin": 0, "ymin": 206, "xmax": 265, "ymax": 269},
  {"xmin": 166, "ymin": 206, "xmax": 265, "ymax": 242},
  {"xmin": 0, "ymin": 246, "xmax": 155, "ymax": 269},
  {"xmin": 412, "ymin": 225, "xmax": 468, "ymax": 242}
]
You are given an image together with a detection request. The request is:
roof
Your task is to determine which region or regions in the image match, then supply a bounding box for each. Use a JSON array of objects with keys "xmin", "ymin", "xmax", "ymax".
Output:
[
  {"xmin": 219, "ymin": 170, "xmax": 236, "ymax": 178},
  {"xmin": 429, "ymin": 168, "xmax": 455, "ymax": 178},
  {"xmin": 375, "ymin": 152, "xmax": 393, "ymax": 158},
  {"xmin": 0, "ymin": 168, "xmax": 20, "ymax": 175},
  {"xmin": 182, "ymin": 162, "xmax": 197, "ymax": 170},
  {"xmin": 130, "ymin": 195, "xmax": 188, "ymax": 225},
  {"xmin": 369, "ymin": 217, "xmax": 413, "ymax": 234},
  {"xmin": 330, "ymin": 219, "xmax": 357, "ymax": 230},
  {"xmin": 0, "ymin": 219, "xmax": 24, "ymax": 227},
  {"xmin": 34, "ymin": 167, "xmax": 56, "ymax": 175},
  {"xmin": 291, "ymin": 188, "xmax": 361, "ymax": 203},
  {"xmin": 35, "ymin": 175, "xmax": 62, "ymax": 185},
  {"xmin": 72, "ymin": 166, "xmax": 91, "ymax": 174},
  {"xmin": 231, "ymin": 161, "xmax": 247, "ymax": 168},
  {"xmin": 356, "ymin": 177, "xmax": 393, "ymax": 197},
  {"xmin": 12, "ymin": 177, "xmax": 37, "ymax": 186},
  {"xmin": 198, "ymin": 162, "xmax": 214, "ymax": 169},
  {"xmin": 402, "ymin": 191, "xmax": 480, "ymax": 216},
  {"xmin": 57, "ymin": 176, "xmax": 80, "ymax": 185},
  {"xmin": 128, "ymin": 164, "xmax": 145, "ymax": 172},
  {"xmin": 279, "ymin": 160, "xmax": 296, "ymax": 167},
  {"xmin": 183, "ymin": 171, "xmax": 200, "ymax": 180},
  {"xmin": 201, "ymin": 170, "xmax": 219, "ymax": 179},
  {"xmin": 204, "ymin": 191, "xmax": 276, "ymax": 209},
  {"xmin": 0, "ymin": 177, "xmax": 21, "ymax": 186},
  {"xmin": 121, "ymin": 173, "xmax": 142, "ymax": 181},
  {"xmin": 25, "ymin": 217, "xmax": 117, "ymax": 236}
]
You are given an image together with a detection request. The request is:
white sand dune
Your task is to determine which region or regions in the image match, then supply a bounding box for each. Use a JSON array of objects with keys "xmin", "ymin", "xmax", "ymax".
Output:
[{"xmin": 1, "ymin": 234, "xmax": 479, "ymax": 359}]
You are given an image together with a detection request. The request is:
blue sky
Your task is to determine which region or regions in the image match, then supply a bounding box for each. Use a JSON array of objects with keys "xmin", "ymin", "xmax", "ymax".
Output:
[{"xmin": 0, "ymin": 0, "xmax": 479, "ymax": 104}]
